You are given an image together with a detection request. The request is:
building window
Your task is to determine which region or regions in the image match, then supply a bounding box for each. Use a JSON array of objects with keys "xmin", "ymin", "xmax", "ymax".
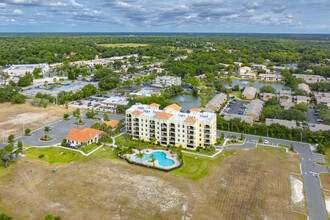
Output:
[
  {"xmin": 182, "ymin": 125, "xmax": 185, "ymax": 128},
  {"xmin": 178, "ymin": 139, "xmax": 180, "ymax": 142},
  {"xmin": 183, "ymin": 135, "xmax": 185, "ymax": 138},
  {"xmin": 178, "ymin": 124, "xmax": 180, "ymax": 127}
]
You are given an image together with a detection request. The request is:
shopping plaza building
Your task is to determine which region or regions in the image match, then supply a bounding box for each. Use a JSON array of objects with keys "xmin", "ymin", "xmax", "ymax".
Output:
[{"xmin": 126, "ymin": 103, "xmax": 217, "ymax": 149}]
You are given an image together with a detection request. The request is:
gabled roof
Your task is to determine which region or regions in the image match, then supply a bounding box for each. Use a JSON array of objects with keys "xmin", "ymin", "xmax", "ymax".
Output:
[
  {"xmin": 65, "ymin": 128, "xmax": 103, "ymax": 143},
  {"xmin": 103, "ymin": 120, "xmax": 119, "ymax": 128},
  {"xmin": 164, "ymin": 103, "xmax": 181, "ymax": 111},
  {"xmin": 189, "ymin": 108, "xmax": 201, "ymax": 112},
  {"xmin": 150, "ymin": 103, "xmax": 160, "ymax": 107},
  {"xmin": 185, "ymin": 117, "xmax": 198, "ymax": 122},
  {"xmin": 154, "ymin": 112, "xmax": 173, "ymax": 119},
  {"xmin": 131, "ymin": 110, "xmax": 143, "ymax": 115}
]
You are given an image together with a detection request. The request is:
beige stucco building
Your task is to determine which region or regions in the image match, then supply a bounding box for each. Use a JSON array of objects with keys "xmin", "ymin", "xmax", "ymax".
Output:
[{"xmin": 126, "ymin": 103, "xmax": 217, "ymax": 149}]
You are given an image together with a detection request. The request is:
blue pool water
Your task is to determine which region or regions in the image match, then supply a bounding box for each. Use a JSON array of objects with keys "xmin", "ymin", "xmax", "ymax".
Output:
[
  {"xmin": 64, "ymin": 83, "xmax": 71, "ymax": 86},
  {"xmin": 135, "ymin": 152, "xmax": 175, "ymax": 167}
]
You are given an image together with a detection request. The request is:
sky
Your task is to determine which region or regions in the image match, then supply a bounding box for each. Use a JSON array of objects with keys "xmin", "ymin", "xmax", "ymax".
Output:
[{"xmin": 0, "ymin": 0, "xmax": 329, "ymax": 33}]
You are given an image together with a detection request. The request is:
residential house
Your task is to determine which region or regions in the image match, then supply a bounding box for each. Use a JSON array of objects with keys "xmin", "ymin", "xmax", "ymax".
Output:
[
  {"xmin": 242, "ymin": 87, "xmax": 257, "ymax": 100},
  {"xmin": 259, "ymin": 92, "xmax": 276, "ymax": 101},
  {"xmin": 65, "ymin": 128, "xmax": 103, "ymax": 148},
  {"xmin": 258, "ymin": 74, "xmax": 284, "ymax": 82},
  {"xmin": 234, "ymin": 62, "xmax": 243, "ymax": 67},
  {"xmin": 126, "ymin": 103, "xmax": 217, "ymax": 149},
  {"xmin": 205, "ymin": 93, "xmax": 228, "ymax": 112},
  {"xmin": 277, "ymin": 90, "xmax": 293, "ymax": 103},
  {"xmin": 293, "ymin": 74, "xmax": 326, "ymax": 83},
  {"xmin": 280, "ymin": 102, "xmax": 295, "ymax": 109},
  {"xmin": 298, "ymin": 83, "xmax": 311, "ymax": 93},
  {"xmin": 224, "ymin": 114, "xmax": 254, "ymax": 126},
  {"xmin": 314, "ymin": 92, "xmax": 330, "ymax": 107},
  {"xmin": 244, "ymin": 99, "xmax": 264, "ymax": 121},
  {"xmin": 239, "ymin": 72, "xmax": 257, "ymax": 80},
  {"xmin": 251, "ymin": 63, "xmax": 266, "ymax": 70},
  {"xmin": 265, "ymin": 118, "xmax": 298, "ymax": 129},
  {"xmin": 155, "ymin": 76, "xmax": 181, "ymax": 87},
  {"xmin": 238, "ymin": 66, "xmax": 252, "ymax": 74},
  {"xmin": 273, "ymin": 66, "xmax": 286, "ymax": 72},
  {"xmin": 196, "ymin": 74, "xmax": 207, "ymax": 81},
  {"xmin": 294, "ymin": 95, "xmax": 311, "ymax": 104}
]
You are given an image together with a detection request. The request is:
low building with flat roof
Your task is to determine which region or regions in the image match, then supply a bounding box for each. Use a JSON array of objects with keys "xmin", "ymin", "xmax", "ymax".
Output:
[
  {"xmin": 155, "ymin": 75, "xmax": 181, "ymax": 87},
  {"xmin": 205, "ymin": 93, "xmax": 227, "ymax": 112},
  {"xmin": 3, "ymin": 64, "xmax": 49, "ymax": 77},
  {"xmin": 101, "ymin": 96, "xmax": 129, "ymax": 107},
  {"xmin": 294, "ymin": 95, "xmax": 311, "ymax": 104},
  {"xmin": 314, "ymin": 92, "xmax": 330, "ymax": 107},
  {"xmin": 224, "ymin": 114, "xmax": 254, "ymax": 126},
  {"xmin": 242, "ymin": 87, "xmax": 257, "ymax": 100},
  {"xmin": 265, "ymin": 118, "xmax": 298, "ymax": 129},
  {"xmin": 281, "ymin": 102, "xmax": 295, "ymax": 109},
  {"xmin": 258, "ymin": 74, "xmax": 284, "ymax": 82}
]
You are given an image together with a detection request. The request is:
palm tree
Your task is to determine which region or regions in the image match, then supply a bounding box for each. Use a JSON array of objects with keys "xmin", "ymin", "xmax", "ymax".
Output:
[
  {"xmin": 150, "ymin": 154, "xmax": 156, "ymax": 167},
  {"xmin": 177, "ymin": 152, "xmax": 183, "ymax": 162},
  {"xmin": 44, "ymin": 126, "xmax": 51, "ymax": 138},
  {"xmin": 136, "ymin": 151, "xmax": 146, "ymax": 163}
]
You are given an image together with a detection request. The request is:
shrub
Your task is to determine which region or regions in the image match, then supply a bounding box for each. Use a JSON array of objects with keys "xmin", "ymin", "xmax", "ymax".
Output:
[
  {"xmin": 39, "ymin": 154, "xmax": 45, "ymax": 158},
  {"xmin": 61, "ymin": 139, "xmax": 66, "ymax": 147}
]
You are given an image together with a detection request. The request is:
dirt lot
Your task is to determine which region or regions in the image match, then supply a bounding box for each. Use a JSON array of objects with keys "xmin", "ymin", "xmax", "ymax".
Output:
[
  {"xmin": 0, "ymin": 102, "xmax": 72, "ymax": 143},
  {"xmin": 0, "ymin": 146, "xmax": 305, "ymax": 220}
]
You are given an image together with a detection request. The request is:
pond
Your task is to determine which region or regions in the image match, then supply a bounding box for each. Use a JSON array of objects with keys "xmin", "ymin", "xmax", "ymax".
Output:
[
  {"xmin": 171, "ymin": 94, "xmax": 202, "ymax": 112},
  {"xmin": 229, "ymin": 79, "xmax": 289, "ymax": 91}
]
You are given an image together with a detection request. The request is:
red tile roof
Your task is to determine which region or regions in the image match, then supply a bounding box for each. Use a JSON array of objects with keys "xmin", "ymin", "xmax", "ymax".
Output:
[
  {"xmin": 185, "ymin": 117, "xmax": 198, "ymax": 122},
  {"xmin": 189, "ymin": 108, "xmax": 201, "ymax": 112},
  {"xmin": 65, "ymin": 128, "xmax": 103, "ymax": 143},
  {"xmin": 164, "ymin": 103, "xmax": 182, "ymax": 111},
  {"xmin": 103, "ymin": 120, "xmax": 119, "ymax": 128},
  {"xmin": 154, "ymin": 112, "xmax": 173, "ymax": 119},
  {"xmin": 150, "ymin": 103, "xmax": 160, "ymax": 107},
  {"xmin": 131, "ymin": 110, "xmax": 143, "ymax": 115}
]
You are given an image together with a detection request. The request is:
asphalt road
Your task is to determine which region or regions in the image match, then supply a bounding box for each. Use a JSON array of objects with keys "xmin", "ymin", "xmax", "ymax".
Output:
[
  {"xmin": 216, "ymin": 130, "xmax": 328, "ymax": 220},
  {"xmin": 0, "ymin": 112, "xmax": 124, "ymax": 148},
  {"xmin": 307, "ymin": 108, "xmax": 319, "ymax": 124}
]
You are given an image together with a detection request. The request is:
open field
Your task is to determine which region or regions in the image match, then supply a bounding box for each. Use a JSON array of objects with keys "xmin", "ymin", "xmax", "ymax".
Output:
[
  {"xmin": 97, "ymin": 43, "xmax": 149, "ymax": 48},
  {"xmin": 0, "ymin": 102, "xmax": 72, "ymax": 144},
  {"xmin": 0, "ymin": 145, "xmax": 306, "ymax": 219}
]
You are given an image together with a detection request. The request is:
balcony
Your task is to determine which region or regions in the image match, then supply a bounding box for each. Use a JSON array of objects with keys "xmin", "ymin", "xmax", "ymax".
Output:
[
  {"xmin": 133, "ymin": 123, "xmax": 139, "ymax": 126},
  {"xmin": 161, "ymin": 132, "xmax": 167, "ymax": 136},
  {"xmin": 161, "ymin": 128, "xmax": 167, "ymax": 132},
  {"xmin": 204, "ymin": 130, "xmax": 210, "ymax": 134},
  {"xmin": 170, "ymin": 128, "xmax": 175, "ymax": 132},
  {"xmin": 187, "ymin": 144, "xmax": 195, "ymax": 148},
  {"xmin": 205, "ymin": 125, "xmax": 210, "ymax": 129},
  {"xmin": 149, "ymin": 125, "xmax": 155, "ymax": 129},
  {"xmin": 170, "ymin": 132, "xmax": 175, "ymax": 137},
  {"xmin": 204, "ymin": 134, "xmax": 210, "ymax": 138},
  {"xmin": 133, "ymin": 118, "xmax": 139, "ymax": 122},
  {"xmin": 150, "ymin": 120, "xmax": 155, "ymax": 124},
  {"xmin": 126, "ymin": 114, "xmax": 131, "ymax": 118},
  {"xmin": 170, "ymin": 123, "xmax": 175, "ymax": 128},
  {"xmin": 150, "ymin": 134, "xmax": 155, "ymax": 138},
  {"xmin": 187, "ymin": 135, "xmax": 194, "ymax": 139},
  {"xmin": 187, "ymin": 126, "xmax": 194, "ymax": 130},
  {"xmin": 188, "ymin": 131, "xmax": 194, "ymax": 134}
]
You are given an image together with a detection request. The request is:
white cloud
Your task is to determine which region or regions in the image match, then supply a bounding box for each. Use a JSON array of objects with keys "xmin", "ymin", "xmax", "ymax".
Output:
[
  {"xmin": 13, "ymin": 8, "xmax": 23, "ymax": 14},
  {"xmin": 70, "ymin": 0, "xmax": 82, "ymax": 7},
  {"xmin": 0, "ymin": 3, "xmax": 6, "ymax": 7},
  {"xmin": 49, "ymin": 2, "xmax": 67, "ymax": 7}
]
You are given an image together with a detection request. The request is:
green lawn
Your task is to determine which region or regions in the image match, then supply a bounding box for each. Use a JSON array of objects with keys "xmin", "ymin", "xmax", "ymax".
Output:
[
  {"xmin": 24, "ymin": 145, "xmax": 121, "ymax": 164},
  {"xmin": 79, "ymin": 143, "xmax": 101, "ymax": 154},
  {"xmin": 278, "ymin": 144, "xmax": 296, "ymax": 153},
  {"xmin": 173, "ymin": 150, "xmax": 237, "ymax": 180},
  {"xmin": 323, "ymin": 148, "xmax": 330, "ymax": 167},
  {"xmin": 229, "ymin": 91, "xmax": 242, "ymax": 99},
  {"xmin": 115, "ymin": 136, "xmax": 154, "ymax": 150},
  {"xmin": 199, "ymin": 93, "xmax": 213, "ymax": 107},
  {"xmin": 0, "ymin": 161, "xmax": 15, "ymax": 178},
  {"xmin": 24, "ymin": 147, "xmax": 87, "ymax": 164}
]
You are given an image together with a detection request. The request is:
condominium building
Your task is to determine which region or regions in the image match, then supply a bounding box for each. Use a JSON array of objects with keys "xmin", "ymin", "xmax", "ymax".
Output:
[
  {"xmin": 293, "ymin": 74, "xmax": 326, "ymax": 83},
  {"xmin": 126, "ymin": 103, "xmax": 217, "ymax": 149},
  {"xmin": 258, "ymin": 74, "xmax": 284, "ymax": 82},
  {"xmin": 155, "ymin": 76, "xmax": 182, "ymax": 87}
]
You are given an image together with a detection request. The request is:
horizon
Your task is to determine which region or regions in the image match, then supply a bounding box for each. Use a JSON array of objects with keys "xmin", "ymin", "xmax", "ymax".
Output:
[{"xmin": 0, "ymin": 0, "xmax": 329, "ymax": 34}]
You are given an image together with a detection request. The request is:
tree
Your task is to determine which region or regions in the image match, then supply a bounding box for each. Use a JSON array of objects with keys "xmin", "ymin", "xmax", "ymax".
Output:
[
  {"xmin": 17, "ymin": 141, "xmax": 23, "ymax": 148},
  {"xmin": 103, "ymin": 113, "xmax": 109, "ymax": 121},
  {"xmin": 136, "ymin": 151, "xmax": 146, "ymax": 162},
  {"xmin": 150, "ymin": 154, "xmax": 156, "ymax": 167},
  {"xmin": 8, "ymin": 134, "xmax": 14, "ymax": 142},
  {"xmin": 63, "ymin": 113, "xmax": 69, "ymax": 120},
  {"xmin": 11, "ymin": 94, "xmax": 26, "ymax": 104},
  {"xmin": 86, "ymin": 109, "xmax": 97, "ymax": 119},
  {"xmin": 290, "ymin": 144, "xmax": 294, "ymax": 152},
  {"xmin": 0, "ymin": 213, "xmax": 12, "ymax": 220},
  {"xmin": 44, "ymin": 126, "xmax": 51, "ymax": 134},
  {"xmin": 259, "ymin": 137, "xmax": 263, "ymax": 143},
  {"xmin": 260, "ymin": 85, "xmax": 276, "ymax": 94},
  {"xmin": 317, "ymin": 144, "xmax": 326, "ymax": 155},
  {"xmin": 17, "ymin": 74, "xmax": 33, "ymax": 87},
  {"xmin": 220, "ymin": 132, "xmax": 225, "ymax": 140},
  {"xmin": 0, "ymin": 142, "xmax": 22, "ymax": 168},
  {"xmin": 25, "ymin": 128, "xmax": 31, "ymax": 136}
]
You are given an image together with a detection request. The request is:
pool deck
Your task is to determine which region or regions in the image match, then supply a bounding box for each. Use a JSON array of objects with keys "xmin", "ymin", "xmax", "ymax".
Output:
[{"xmin": 126, "ymin": 149, "xmax": 181, "ymax": 170}]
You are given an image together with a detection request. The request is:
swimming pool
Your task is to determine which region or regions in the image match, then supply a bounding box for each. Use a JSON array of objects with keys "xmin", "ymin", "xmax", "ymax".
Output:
[{"xmin": 135, "ymin": 152, "xmax": 175, "ymax": 167}]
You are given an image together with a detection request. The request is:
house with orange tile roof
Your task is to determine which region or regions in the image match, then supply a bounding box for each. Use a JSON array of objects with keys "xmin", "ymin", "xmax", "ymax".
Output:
[
  {"xmin": 65, "ymin": 128, "xmax": 103, "ymax": 148},
  {"xmin": 125, "ymin": 103, "xmax": 216, "ymax": 149},
  {"xmin": 103, "ymin": 120, "xmax": 119, "ymax": 128}
]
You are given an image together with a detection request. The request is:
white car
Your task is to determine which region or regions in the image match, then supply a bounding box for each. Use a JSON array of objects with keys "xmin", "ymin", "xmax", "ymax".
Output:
[{"xmin": 264, "ymin": 140, "xmax": 269, "ymax": 144}]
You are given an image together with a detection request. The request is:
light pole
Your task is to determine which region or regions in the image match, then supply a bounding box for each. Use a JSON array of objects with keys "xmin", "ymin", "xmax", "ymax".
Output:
[
  {"xmin": 267, "ymin": 127, "xmax": 268, "ymax": 137},
  {"xmin": 300, "ymin": 132, "xmax": 302, "ymax": 142},
  {"xmin": 228, "ymin": 122, "xmax": 230, "ymax": 131}
]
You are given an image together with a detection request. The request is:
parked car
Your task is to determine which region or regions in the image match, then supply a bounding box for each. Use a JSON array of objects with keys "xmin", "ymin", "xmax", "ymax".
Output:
[{"xmin": 264, "ymin": 140, "xmax": 269, "ymax": 144}]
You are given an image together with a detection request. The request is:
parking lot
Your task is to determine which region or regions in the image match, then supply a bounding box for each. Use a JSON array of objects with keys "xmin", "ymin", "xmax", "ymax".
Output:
[
  {"xmin": 21, "ymin": 81, "xmax": 99, "ymax": 97},
  {"xmin": 307, "ymin": 107, "xmax": 324, "ymax": 124},
  {"xmin": 221, "ymin": 99, "xmax": 249, "ymax": 116}
]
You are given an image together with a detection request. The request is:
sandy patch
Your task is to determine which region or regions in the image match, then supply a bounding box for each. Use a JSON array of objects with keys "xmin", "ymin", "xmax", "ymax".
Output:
[
  {"xmin": 290, "ymin": 176, "xmax": 304, "ymax": 203},
  {"xmin": 325, "ymin": 197, "xmax": 330, "ymax": 215}
]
